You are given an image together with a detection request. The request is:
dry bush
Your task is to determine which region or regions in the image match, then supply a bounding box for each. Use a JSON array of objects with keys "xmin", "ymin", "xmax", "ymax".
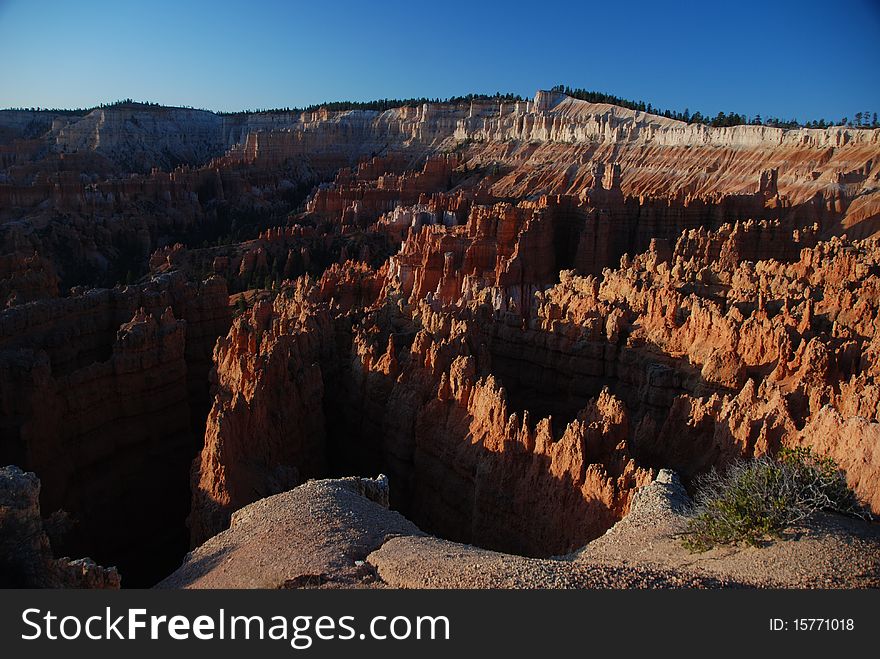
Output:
[{"xmin": 683, "ymin": 447, "xmax": 869, "ymax": 552}]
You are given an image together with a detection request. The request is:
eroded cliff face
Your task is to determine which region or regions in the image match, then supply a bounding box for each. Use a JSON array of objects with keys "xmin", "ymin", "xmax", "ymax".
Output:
[
  {"xmin": 189, "ymin": 262, "xmax": 654, "ymax": 553},
  {"xmin": 0, "ymin": 274, "xmax": 230, "ymax": 585},
  {"xmin": 189, "ymin": 284, "xmax": 335, "ymax": 544},
  {"xmin": 192, "ymin": 208, "xmax": 880, "ymax": 555},
  {"xmin": 2, "ymin": 91, "xmax": 876, "ymax": 301},
  {"xmin": 0, "ymin": 465, "xmax": 119, "ymax": 588},
  {"xmin": 2, "ymin": 91, "xmax": 879, "ymax": 584}
]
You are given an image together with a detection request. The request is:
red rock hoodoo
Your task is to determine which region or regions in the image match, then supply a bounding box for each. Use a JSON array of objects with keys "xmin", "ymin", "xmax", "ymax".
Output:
[{"xmin": 1, "ymin": 91, "xmax": 878, "ymax": 584}]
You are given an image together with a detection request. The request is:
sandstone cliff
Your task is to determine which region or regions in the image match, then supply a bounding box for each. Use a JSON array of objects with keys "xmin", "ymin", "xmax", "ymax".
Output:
[
  {"xmin": 0, "ymin": 465, "xmax": 119, "ymax": 588},
  {"xmin": 191, "ymin": 231, "xmax": 880, "ymax": 555},
  {"xmin": 0, "ymin": 273, "xmax": 230, "ymax": 585},
  {"xmin": 4, "ymin": 91, "xmax": 877, "ymax": 232},
  {"xmin": 3, "ymin": 90, "xmax": 878, "ymax": 588}
]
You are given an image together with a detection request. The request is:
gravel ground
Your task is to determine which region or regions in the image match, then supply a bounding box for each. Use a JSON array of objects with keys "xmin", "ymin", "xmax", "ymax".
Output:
[
  {"xmin": 156, "ymin": 476, "xmax": 419, "ymax": 589},
  {"xmin": 574, "ymin": 470, "xmax": 880, "ymax": 589},
  {"xmin": 158, "ymin": 472, "xmax": 879, "ymax": 589},
  {"xmin": 368, "ymin": 536, "xmax": 740, "ymax": 588}
]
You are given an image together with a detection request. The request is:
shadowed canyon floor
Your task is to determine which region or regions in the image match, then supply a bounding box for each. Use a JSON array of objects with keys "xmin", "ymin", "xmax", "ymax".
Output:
[{"xmin": 0, "ymin": 91, "xmax": 879, "ymax": 587}]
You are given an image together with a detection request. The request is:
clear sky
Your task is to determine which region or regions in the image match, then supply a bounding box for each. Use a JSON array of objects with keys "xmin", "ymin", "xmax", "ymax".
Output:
[{"xmin": 0, "ymin": 0, "xmax": 877, "ymax": 123}]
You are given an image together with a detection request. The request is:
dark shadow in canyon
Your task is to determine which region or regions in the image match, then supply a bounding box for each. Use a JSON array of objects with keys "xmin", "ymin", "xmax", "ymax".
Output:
[
  {"xmin": 318, "ymin": 321, "xmax": 738, "ymax": 559},
  {"xmin": 0, "ymin": 277, "xmax": 231, "ymax": 587},
  {"xmin": 0, "ymin": 163, "xmax": 840, "ymax": 585}
]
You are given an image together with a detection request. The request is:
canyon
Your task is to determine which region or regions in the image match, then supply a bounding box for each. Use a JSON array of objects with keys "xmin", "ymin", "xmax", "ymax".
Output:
[{"xmin": 0, "ymin": 91, "xmax": 878, "ymax": 587}]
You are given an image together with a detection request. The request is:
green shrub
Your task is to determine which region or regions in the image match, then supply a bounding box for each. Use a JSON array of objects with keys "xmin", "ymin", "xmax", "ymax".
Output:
[{"xmin": 682, "ymin": 447, "xmax": 868, "ymax": 552}]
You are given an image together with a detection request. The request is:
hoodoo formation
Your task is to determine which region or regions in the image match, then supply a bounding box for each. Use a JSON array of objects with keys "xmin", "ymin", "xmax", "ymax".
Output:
[{"xmin": 1, "ymin": 91, "xmax": 879, "ymax": 587}]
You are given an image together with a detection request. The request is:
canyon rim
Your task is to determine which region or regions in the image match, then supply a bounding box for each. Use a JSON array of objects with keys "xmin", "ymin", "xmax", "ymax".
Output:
[
  {"xmin": 1, "ymin": 11, "xmax": 878, "ymax": 659},
  {"xmin": 0, "ymin": 87, "xmax": 877, "ymax": 589}
]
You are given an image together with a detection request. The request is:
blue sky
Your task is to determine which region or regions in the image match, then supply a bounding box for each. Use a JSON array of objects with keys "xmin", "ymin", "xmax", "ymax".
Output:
[{"xmin": 0, "ymin": 0, "xmax": 877, "ymax": 122}]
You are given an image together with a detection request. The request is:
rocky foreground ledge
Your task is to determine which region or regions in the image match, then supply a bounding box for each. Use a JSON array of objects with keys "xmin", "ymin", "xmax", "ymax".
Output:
[
  {"xmin": 158, "ymin": 474, "xmax": 880, "ymax": 589},
  {"xmin": 0, "ymin": 466, "xmax": 119, "ymax": 588}
]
